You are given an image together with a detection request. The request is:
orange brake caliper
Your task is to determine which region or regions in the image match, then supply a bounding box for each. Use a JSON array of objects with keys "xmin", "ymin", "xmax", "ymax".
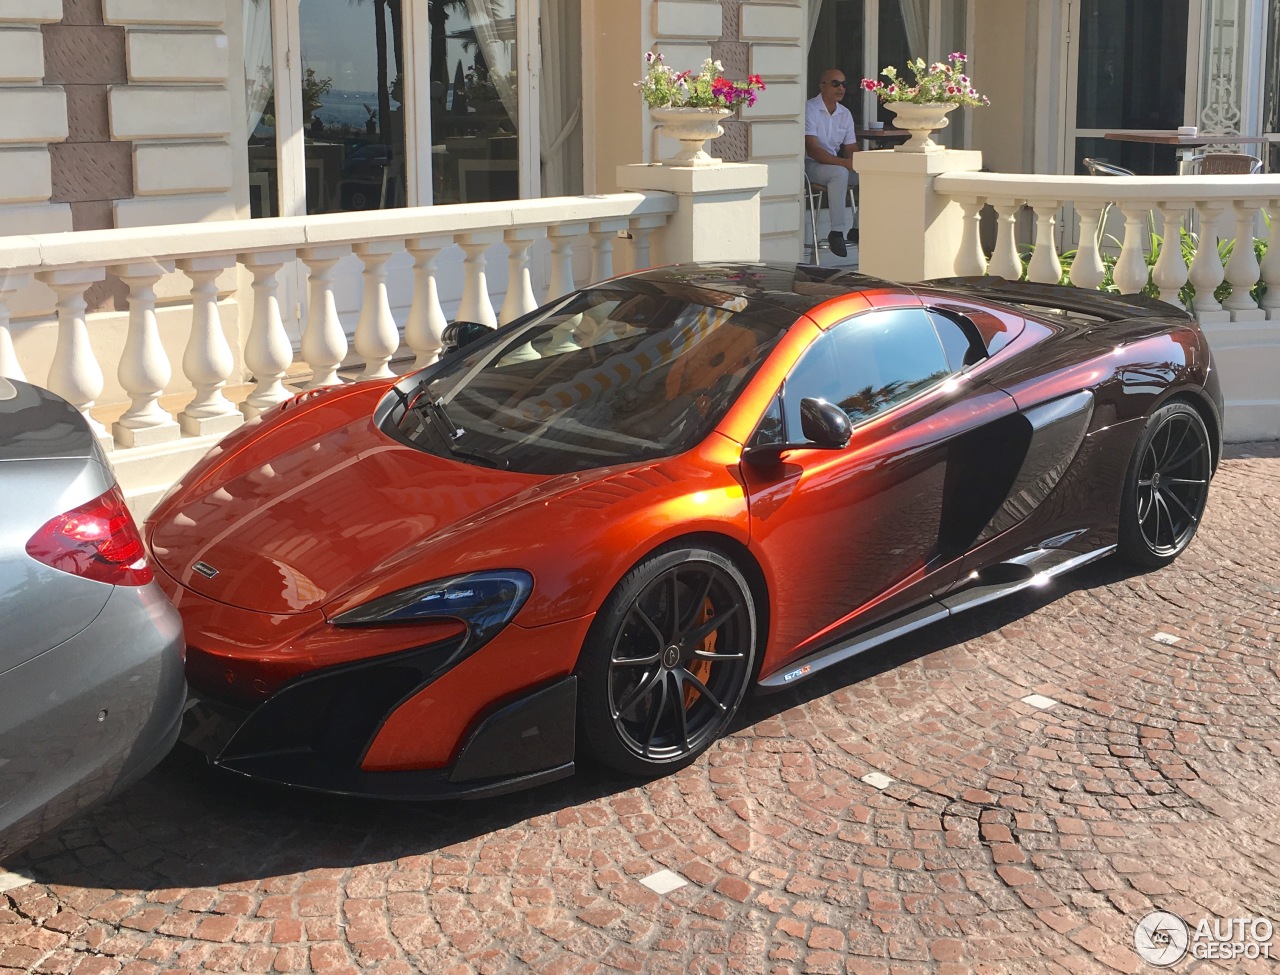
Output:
[{"xmin": 683, "ymin": 597, "xmax": 717, "ymax": 709}]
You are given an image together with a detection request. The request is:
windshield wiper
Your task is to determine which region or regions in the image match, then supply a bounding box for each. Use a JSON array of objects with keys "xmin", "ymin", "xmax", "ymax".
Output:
[
  {"xmin": 415, "ymin": 394, "xmax": 464, "ymax": 442},
  {"xmin": 412, "ymin": 394, "xmax": 509, "ymax": 469},
  {"xmin": 447, "ymin": 443, "xmax": 510, "ymax": 469}
]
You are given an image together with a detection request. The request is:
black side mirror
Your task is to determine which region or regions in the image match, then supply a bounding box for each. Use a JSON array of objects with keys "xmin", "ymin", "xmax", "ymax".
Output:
[
  {"xmin": 799, "ymin": 397, "xmax": 851, "ymax": 448},
  {"xmin": 743, "ymin": 397, "xmax": 851, "ymax": 466},
  {"xmin": 441, "ymin": 320, "xmax": 496, "ymax": 356}
]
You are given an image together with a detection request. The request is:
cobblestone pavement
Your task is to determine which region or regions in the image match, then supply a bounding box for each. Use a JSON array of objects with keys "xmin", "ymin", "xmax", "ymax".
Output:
[{"xmin": 3, "ymin": 445, "xmax": 1279, "ymax": 975}]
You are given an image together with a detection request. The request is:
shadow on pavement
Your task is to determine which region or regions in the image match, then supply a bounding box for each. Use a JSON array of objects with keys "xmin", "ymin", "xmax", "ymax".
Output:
[{"xmin": 10, "ymin": 558, "xmax": 1138, "ymax": 896}]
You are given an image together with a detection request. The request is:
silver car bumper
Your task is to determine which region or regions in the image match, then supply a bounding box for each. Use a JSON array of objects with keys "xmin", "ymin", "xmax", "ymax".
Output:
[{"xmin": 0, "ymin": 581, "xmax": 186, "ymax": 859}]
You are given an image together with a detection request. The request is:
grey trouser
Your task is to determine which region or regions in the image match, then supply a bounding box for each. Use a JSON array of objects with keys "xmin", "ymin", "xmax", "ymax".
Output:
[{"xmin": 804, "ymin": 158, "xmax": 856, "ymax": 233}]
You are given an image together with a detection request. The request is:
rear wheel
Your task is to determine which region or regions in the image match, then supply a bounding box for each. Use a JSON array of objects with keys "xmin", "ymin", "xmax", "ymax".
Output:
[
  {"xmin": 1117, "ymin": 402, "xmax": 1212, "ymax": 568},
  {"xmin": 577, "ymin": 546, "xmax": 757, "ymax": 776}
]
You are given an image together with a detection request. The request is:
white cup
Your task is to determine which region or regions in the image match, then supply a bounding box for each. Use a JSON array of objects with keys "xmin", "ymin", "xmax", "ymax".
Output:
[
  {"xmin": 866, "ymin": 120, "xmax": 884, "ymax": 130},
  {"xmin": 1178, "ymin": 125, "xmax": 1198, "ymax": 136}
]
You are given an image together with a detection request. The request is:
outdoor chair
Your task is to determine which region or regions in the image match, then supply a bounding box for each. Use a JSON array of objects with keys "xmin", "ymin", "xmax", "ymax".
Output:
[
  {"xmin": 1081, "ymin": 157, "xmax": 1152, "ymax": 247},
  {"xmin": 803, "ymin": 172, "xmax": 857, "ymax": 266},
  {"xmin": 1082, "ymin": 157, "xmax": 1136, "ymax": 178},
  {"xmin": 1184, "ymin": 152, "xmax": 1263, "ymax": 175}
]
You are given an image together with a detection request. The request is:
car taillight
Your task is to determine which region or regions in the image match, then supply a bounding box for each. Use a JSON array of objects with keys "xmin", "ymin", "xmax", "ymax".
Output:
[{"xmin": 25, "ymin": 485, "xmax": 153, "ymax": 586}]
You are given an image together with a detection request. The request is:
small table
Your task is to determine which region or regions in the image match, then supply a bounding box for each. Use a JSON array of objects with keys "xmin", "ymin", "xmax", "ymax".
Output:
[
  {"xmin": 1103, "ymin": 130, "xmax": 1277, "ymax": 173},
  {"xmin": 860, "ymin": 127, "xmax": 910, "ymax": 150}
]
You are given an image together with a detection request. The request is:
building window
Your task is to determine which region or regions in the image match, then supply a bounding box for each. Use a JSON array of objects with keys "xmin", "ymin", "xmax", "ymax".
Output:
[{"xmin": 242, "ymin": 0, "xmax": 581, "ymax": 218}]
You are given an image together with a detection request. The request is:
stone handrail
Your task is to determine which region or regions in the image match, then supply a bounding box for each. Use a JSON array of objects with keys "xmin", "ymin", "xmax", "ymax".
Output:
[
  {"xmin": 934, "ymin": 171, "xmax": 1280, "ymax": 317},
  {"xmin": 0, "ymin": 193, "xmax": 678, "ymax": 453}
]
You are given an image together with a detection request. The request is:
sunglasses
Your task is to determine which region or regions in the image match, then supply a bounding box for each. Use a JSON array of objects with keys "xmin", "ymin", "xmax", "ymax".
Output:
[{"xmin": 825, "ymin": 79, "xmax": 848, "ymax": 87}]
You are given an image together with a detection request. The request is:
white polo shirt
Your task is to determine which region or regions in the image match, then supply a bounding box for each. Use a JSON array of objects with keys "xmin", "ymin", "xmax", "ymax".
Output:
[{"xmin": 804, "ymin": 95, "xmax": 857, "ymax": 156}]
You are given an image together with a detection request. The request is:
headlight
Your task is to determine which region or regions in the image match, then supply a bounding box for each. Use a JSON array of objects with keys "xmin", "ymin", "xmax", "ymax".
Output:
[{"xmin": 331, "ymin": 570, "xmax": 533, "ymax": 647}]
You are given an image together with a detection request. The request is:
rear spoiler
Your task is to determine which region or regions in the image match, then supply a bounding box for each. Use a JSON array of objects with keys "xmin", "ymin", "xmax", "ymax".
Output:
[{"xmin": 918, "ymin": 276, "xmax": 1194, "ymax": 323}]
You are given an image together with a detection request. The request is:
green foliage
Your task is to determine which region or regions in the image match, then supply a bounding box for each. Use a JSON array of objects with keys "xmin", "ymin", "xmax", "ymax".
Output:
[
  {"xmin": 301, "ymin": 68, "xmax": 333, "ymax": 122},
  {"xmin": 637, "ymin": 53, "xmax": 765, "ymax": 110},
  {"xmin": 863, "ymin": 53, "xmax": 990, "ymax": 107}
]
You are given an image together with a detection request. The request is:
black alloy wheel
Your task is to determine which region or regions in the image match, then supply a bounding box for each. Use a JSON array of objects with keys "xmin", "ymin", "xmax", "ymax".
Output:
[
  {"xmin": 1118, "ymin": 402, "xmax": 1212, "ymax": 568},
  {"xmin": 578, "ymin": 546, "xmax": 757, "ymax": 776}
]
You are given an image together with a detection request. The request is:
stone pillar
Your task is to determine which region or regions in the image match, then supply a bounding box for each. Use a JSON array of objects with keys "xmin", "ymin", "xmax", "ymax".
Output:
[
  {"xmin": 104, "ymin": 0, "xmax": 234, "ymax": 228},
  {"xmin": 615, "ymin": 162, "xmax": 769, "ymax": 264},
  {"xmin": 0, "ymin": 1, "xmax": 71, "ymax": 237},
  {"xmin": 850, "ymin": 149, "xmax": 984, "ymax": 281}
]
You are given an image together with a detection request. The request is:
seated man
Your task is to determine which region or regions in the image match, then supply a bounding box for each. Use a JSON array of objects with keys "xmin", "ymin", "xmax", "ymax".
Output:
[{"xmin": 804, "ymin": 69, "xmax": 859, "ymax": 257}]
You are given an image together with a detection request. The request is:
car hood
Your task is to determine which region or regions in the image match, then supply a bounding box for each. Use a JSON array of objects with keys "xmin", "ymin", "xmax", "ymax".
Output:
[{"xmin": 148, "ymin": 409, "xmax": 548, "ymax": 614}]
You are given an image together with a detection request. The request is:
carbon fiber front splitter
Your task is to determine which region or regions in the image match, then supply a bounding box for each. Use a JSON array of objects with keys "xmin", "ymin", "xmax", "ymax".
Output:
[{"xmin": 181, "ymin": 666, "xmax": 578, "ymax": 801}]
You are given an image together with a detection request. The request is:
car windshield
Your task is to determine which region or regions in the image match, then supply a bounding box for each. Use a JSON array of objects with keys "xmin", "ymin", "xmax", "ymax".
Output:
[{"xmin": 386, "ymin": 284, "xmax": 788, "ymax": 474}]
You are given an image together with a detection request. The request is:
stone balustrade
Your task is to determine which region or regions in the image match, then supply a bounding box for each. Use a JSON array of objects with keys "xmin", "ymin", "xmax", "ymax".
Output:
[
  {"xmin": 933, "ymin": 171, "xmax": 1280, "ymax": 319},
  {"xmin": 0, "ymin": 193, "xmax": 681, "ymax": 511},
  {"xmin": 853, "ymin": 149, "xmax": 1280, "ymax": 441},
  {"xmin": 0, "ymin": 193, "xmax": 677, "ymax": 448}
]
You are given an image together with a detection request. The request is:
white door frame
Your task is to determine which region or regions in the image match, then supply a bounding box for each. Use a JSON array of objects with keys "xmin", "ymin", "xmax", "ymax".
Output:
[
  {"xmin": 1059, "ymin": 0, "xmax": 1206, "ymax": 176},
  {"xmin": 517, "ymin": 0, "xmax": 542, "ymax": 198}
]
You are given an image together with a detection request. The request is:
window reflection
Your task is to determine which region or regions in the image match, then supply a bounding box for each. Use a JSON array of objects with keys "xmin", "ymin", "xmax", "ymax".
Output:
[
  {"xmin": 300, "ymin": 0, "xmax": 407, "ymax": 213},
  {"xmin": 246, "ymin": 0, "xmax": 408, "ymax": 217},
  {"xmin": 429, "ymin": 0, "xmax": 520, "ymax": 204}
]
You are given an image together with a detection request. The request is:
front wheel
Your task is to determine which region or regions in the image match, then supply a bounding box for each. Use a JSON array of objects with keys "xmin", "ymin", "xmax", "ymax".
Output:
[
  {"xmin": 577, "ymin": 546, "xmax": 758, "ymax": 777},
  {"xmin": 1117, "ymin": 402, "xmax": 1212, "ymax": 568}
]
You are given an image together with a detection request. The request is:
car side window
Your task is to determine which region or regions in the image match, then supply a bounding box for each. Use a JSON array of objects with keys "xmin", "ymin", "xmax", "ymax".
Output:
[
  {"xmin": 927, "ymin": 309, "xmax": 987, "ymax": 371},
  {"xmin": 782, "ymin": 308, "xmax": 954, "ymax": 437}
]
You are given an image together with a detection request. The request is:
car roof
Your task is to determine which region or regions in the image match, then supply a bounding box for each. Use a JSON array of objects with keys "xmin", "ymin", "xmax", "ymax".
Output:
[
  {"xmin": 611, "ymin": 263, "xmax": 898, "ymax": 319},
  {"xmin": 0, "ymin": 377, "xmax": 99, "ymax": 464}
]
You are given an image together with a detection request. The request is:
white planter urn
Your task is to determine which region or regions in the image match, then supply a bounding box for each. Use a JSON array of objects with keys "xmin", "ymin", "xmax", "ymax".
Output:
[
  {"xmin": 651, "ymin": 106, "xmax": 732, "ymax": 166},
  {"xmin": 887, "ymin": 102, "xmax": 959, "ymax": 152}
]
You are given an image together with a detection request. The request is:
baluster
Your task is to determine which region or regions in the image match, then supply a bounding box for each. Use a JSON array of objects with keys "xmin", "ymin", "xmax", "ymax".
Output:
[
  {"xmin": 1069, "ymin": 204, "xmax": 1107, "ymax": 291},
  {"xmin": 626, "ymin": 214, "xmax": 668, "ymax": 272},
  {"xmin": 352, "ymin": 240, "xmax": 401, "ymax": 380},
  {"xmin": 954, "ymin": 198, "xmax": 987, "ymax": 277},
  {"xmin": 110, "ymin": 260, "xmax": 179, "ymax": 447},
  {"xmin": 501, "ymin": 227, "xmax": 545, "ymax": 324},
  {"xmin": 1222, "ymin": 200, "xmax": 1264, "ymax": 313},
  {"xmin": 1151, "ymin": 207, "xmax": 1190, "ymax": 307},
  {"xmin": 1113, "ymin": 204, "xmax": 1151, "ymax": 295},
  {"xmin": 239, "ymin": 250, "xmax": 295, "ymax": 418},
  {"xmin": 546, "ymin": 222, "xmax": 588, "ymax": 301},
  {"xmin": 1261, "ymin": 202, "xmax": 1280, "ymax": 316},
  {"xmin": 1187, "ymin": 202, "xmax": 1226, "ymax": 313},
  {"xmin": 1026, "ymin": 201, "xmax": 1063, "ymax": 284},
  {"xmin": 38, "ymin": 267, "xmax": 109, "ymax": 444},
  {"xmin": 0, "ymin": 272, "xmax": 32, "ymax": 381},
  {"xmin": 456, "ymin": 231, "xmax": 500, "ymax": 328},
  {"xmin": 590, "ymin": 220, "xmax": 628, "ymax": 283},
  {"xmin": 297, "ymin": 245, "xmax": 350, "ymax": 387},
  {"xmin": 987, "ymin": 201, "xmax": 1023, "ymax": 280},
  {"xmin": 497, "ymin": 229, "xmax": 544, "ymax": 364},
  {"xmin": 176, "ymin": 256, "xmax": 241, "ymax": 435},
  {"xmin": 404, "ymin": 236, "xmax": 452, "ymax": 368}
]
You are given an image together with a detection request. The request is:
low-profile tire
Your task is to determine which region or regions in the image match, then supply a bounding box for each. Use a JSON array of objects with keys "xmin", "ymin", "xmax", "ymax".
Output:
[
  {"xmin": 1117, "ymin": 401, "xmax": 1212, "ymax": 569},
  {"xmin": 577, "ymin": 545, "xmax": 758, "ymax": 777}
]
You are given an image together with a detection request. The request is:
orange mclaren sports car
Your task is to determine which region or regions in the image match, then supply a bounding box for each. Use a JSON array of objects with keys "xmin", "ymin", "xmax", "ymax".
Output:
[{"xmin": 147, "ymin": 264, "xmax": 1221, "ymax": 798}]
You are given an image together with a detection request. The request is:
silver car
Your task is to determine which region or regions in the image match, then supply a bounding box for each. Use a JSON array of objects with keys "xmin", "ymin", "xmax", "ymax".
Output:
[{"xmin": 0, "ymin": 377, "xmax": 186, "ymax": 860}]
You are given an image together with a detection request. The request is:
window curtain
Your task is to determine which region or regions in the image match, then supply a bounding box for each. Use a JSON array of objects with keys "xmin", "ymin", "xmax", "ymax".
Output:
[
  {"xmin": 807, "ymin": 0, "xmax": 825, "ymax": 49},
  {"xmin": 540, "ymin": 0, "xmax": 582, "ymax": 196},
  {"xmin": 898, "ymin": 0, "xmax": 928, "ymax": 57},
  {"xmin": 464, "ymin": 0, "xmax": 519, "ymax": 126},
  {"xmin": 243, "ymin": 0, "xmax": 274, "ymax": 134}
]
